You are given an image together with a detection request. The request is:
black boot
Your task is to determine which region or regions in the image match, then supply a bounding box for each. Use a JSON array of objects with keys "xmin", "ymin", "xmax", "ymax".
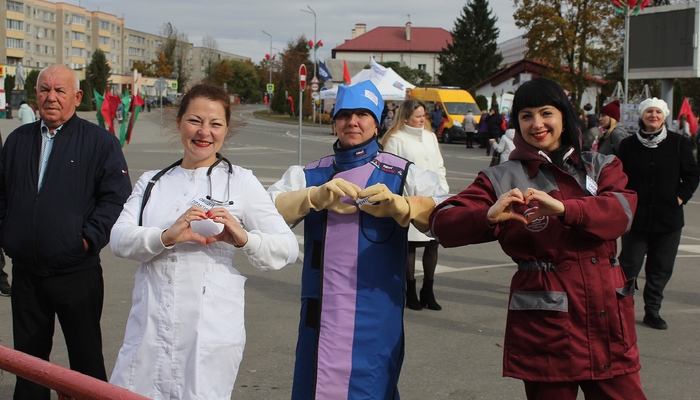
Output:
[
  {"xmin": 406, "ymin": 280, "xmax": 422, "ymax": 310},
  {"xmin": 420, "ymin": 279, "xmax": 442, "ymax": 310}
]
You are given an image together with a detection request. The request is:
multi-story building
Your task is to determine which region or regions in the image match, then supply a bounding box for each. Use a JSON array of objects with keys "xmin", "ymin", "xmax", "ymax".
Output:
[
  {"xmin": 190, "ymin": 46, "xmax": 248, "ymax": 84},
  {"xmin": 2, "ymin": 0, "xmax": 247, "ymax": 93}
]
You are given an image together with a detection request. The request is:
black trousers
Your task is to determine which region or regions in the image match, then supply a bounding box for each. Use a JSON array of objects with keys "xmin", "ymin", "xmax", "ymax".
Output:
[
  {"xmin": 12, "ymin": 265, "xmax": 107, "ymax": 400},
  {"xmin": 619, "ymin": 229, "xmax": 682, "ymax": 315}
]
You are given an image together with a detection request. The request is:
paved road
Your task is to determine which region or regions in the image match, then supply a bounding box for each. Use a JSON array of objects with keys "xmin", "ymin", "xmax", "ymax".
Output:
[{"xmin": 0, "ymin": 104, "xmax": 698, "ymax": 399}]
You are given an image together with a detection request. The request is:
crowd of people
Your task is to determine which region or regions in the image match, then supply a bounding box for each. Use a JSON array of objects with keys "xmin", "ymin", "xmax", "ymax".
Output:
[{"xmin": 0, "ymin": 64, "xmax": 697, "ymax": 400}]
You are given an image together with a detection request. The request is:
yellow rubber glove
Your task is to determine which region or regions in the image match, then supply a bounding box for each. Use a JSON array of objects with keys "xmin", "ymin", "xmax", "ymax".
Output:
[
  {"xmin": 358, "ymin": 184, "xmax": 436, "ymax": 231},
  {"xmin": 275, "ymin": 178, "xmax": 361, "ymax": 224}
]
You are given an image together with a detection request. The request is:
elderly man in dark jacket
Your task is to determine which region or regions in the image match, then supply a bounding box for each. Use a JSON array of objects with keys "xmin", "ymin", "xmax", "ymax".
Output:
[
  {"xmin": 0, "ymin": 64, "xmax": 132, "ymax": 400},
  {"xmin": 485, "ymin": 107, "xmax": 503, "ymax": 156}
]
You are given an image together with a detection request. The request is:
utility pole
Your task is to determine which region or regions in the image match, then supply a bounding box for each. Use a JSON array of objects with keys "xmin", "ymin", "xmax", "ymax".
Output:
[
  {"xmin": 301, "ymin": 6, "xmax": 317, "ymax": 123},
  {"xmin": 262, "ymin": 30, "xmax": 272, "ymax": 114}
]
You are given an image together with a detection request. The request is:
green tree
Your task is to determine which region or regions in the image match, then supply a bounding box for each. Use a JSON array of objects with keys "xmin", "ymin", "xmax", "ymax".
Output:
[
  {"xmin": 438, "ymin": 0, "xmax": 503, "ymax": 89},
  {"xmin": 25, "ymin": 69, "xmax": 39, "ymax": 104},
  {"xmin": 302, "ymin": 88, "xmax": 313, "ymax": 118},
  {"xmin": 226, "ymin": 59, "xmax": 262, "ymax": 103},
  {"xmin": 279, "ymin": 36, "xmax": 312, "ymax": 92},
  {"xmin": 161, "ymin": 22, "xmax": 190, "ymax": 92},
  {"xmin": 211, "ymin": 61, "xmax": 232, "ymax": 87},
  {"xmin": 132, "ymin": 60, "xmax": 155, "ymax": 77},
  {"xmin": 4, "ymin": 75, "xmax": 15, "ymax": 104},
  {"xmin": 272, "ymin": 79, "xmax": 287, "ymax": 114},
  {"xmin": 514, "ymin": 0, "xmax": 623, "ymax": 105},
  {"xmin": 78, "ymin": 80, "xmax": 93, "ymax": 111},
  {"xmin": 201, "ymin": 35, "xmax": 220, "ymax": 83},
  {"xmin": 475, "ymin": 94, "xmax": 488, "ymax": 112},
  {"xmin": 378, "ymin": 62, "xmax": 432, "ymax": 86},
  {"xmin": 86, "ymin": 48, "xmax": 111, "ymax": 94}
]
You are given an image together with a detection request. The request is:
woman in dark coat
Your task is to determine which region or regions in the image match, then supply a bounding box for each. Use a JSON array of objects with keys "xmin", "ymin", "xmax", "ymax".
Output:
[{"xmin": 617, "ymin": 97, "xmax": 700, "ymax": 330}]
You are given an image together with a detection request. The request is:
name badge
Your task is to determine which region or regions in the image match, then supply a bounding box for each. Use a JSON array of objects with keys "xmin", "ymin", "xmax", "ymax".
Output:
[
  {"xmin": 189, "ymin": 195, "xmax": 218, "ymax": 211},
  {"xmin": 586, "ymin": 175, "xmax": 598, "ymax": 196}
]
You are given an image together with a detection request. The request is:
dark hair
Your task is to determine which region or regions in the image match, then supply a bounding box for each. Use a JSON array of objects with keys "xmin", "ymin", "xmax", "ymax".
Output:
[
  {"xmin": 176, "ymin": 84, "xmax": 231, "ymax": 126},
  {"xmin": 510, "ymin": 78, "xmax": 583, "ymax": 165}
]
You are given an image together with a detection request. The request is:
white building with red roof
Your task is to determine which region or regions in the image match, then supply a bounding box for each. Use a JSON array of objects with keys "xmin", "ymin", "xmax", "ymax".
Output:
[{"xmin": 332, "ymin": 23, "xmax": 452, "ymax": 84}]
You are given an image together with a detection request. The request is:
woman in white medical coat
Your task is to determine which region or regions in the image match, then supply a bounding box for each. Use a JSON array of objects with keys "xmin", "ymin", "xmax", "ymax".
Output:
[{"xmin": 109, "ymin": 84, "xmax": 298, "ymax": 400}]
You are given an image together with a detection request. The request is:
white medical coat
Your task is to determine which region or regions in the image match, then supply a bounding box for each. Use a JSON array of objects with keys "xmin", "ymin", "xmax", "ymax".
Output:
[{"xmin": 109, "ymin": 162, "xmax": 298, "ymax": 400}]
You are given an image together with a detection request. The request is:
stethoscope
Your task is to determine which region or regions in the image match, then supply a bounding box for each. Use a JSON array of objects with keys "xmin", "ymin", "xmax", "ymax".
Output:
[{"xmin": 138, "ymin": 153, "xmax": 233, "ymax": 226}]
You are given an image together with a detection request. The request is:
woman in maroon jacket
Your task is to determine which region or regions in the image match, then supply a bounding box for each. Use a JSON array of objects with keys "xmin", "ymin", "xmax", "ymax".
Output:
[{"xmin": 430, "ymin": 78, "xmax": 646, "ymax": 400}]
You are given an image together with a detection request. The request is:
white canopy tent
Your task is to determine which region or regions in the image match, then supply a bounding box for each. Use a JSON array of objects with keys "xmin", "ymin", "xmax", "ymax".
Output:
[{"xmin": 320, "ymin": 67, "xmax": 416, "ymax": 100}]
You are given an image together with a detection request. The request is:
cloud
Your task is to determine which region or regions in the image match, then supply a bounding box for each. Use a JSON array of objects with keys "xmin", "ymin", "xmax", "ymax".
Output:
[{"xmin": 79, "ymin": 0, "xmax": 522, "ymax": 64}]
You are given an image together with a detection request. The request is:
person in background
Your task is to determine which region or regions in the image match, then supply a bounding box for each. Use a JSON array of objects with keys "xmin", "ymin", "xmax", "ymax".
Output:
[
  {"xmin": 677, "ymin": 113, "xmax": 691, "ymax": 138},
  {"xmin": 382, "ymin": 98, "xmax": 449, "ymax": 311},
  {"xmin": 597, "ymin": 100, "xmax": 629, "ymax": 156},
  {"xmin": 581, "ymin": 114, "xmax": 601, "ymax": 151},
  {"xmin": 477, "ymin": 109, "xmax": 490, "ymax": 148},
  {"xmin": 0, "ymin": 131, "xmax": 8, "ymax": 297},
  {"xmin": 109, "ymin": 84, "xmax": 297, "ymax": 399},
  {"xmin": 617, "ymin": 97, "xmax": 700, "ymax": 330},
  {"xmin": 490, "ymin": 121, "xmax": 516, "ymax": 165},
  {"xmin": 463, "ymin": 109, "xmax": 477, "ymax": 149},
  {"xmin": 0, "ymin": 64, "xmax": 132, "ymax": 400},
  {"xmin": 430, "ymin": 103, "xmax": 445, "ymax": 137},
  {"xmin": 485, "ymin": 106, "xmax": 503, "ymax": 156},
  {"xmin": 268, "ymin": 81, "xmax": 448, "ymax": 399},
  {"xmin": 382, "ymin": 110, "xmax": 394, "ymax": 133},
  {"xmin": 18, "ymin": 101, "xmax": 36, "ymax": 125},
  {"xmin": 430, "ymin": 78, "xmax": 646, "ymax": 400}
]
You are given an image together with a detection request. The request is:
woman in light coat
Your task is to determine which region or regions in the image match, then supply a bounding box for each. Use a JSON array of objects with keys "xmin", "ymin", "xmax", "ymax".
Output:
[
  {"xmin": 18, "ymin": 101, "xmax": 36, "ymax": 125},
  {"xmin": 382, "ymin": 98, "xmax": 449, "ymax": 310},
  {"xmin": 490, "ymin": 122, "xmax": 516, "ymax": 164},
  {"xmin": 109, "ymin": 84, "xmax": 298, "ymax": 400}
]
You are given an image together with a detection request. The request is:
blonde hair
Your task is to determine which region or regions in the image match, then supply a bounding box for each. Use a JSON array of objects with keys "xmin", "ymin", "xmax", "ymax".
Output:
[{"xmin": 381, "ymin": 99, "xmax": 426, "ymax": 146}]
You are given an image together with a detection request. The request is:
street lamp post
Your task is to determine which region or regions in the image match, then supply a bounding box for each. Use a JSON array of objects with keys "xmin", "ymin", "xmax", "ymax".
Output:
[
  {"xmin": 301, "ymin": 5, "xmax": 317, "ymax": 123},
  {"xmin": 262, "ymin": 30, "xmax": 272, "ymax": 114}
]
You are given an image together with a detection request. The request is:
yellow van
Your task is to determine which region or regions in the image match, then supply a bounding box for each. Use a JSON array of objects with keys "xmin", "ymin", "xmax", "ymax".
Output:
[{"xmin": 407, "ymin": 87, "xmax": 481, "ymax": 143}]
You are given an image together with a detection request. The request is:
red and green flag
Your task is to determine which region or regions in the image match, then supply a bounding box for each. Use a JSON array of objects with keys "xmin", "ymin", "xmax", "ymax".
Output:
[
  {"xmin": 125, "ymin": 92, "xmax": 145, "ymax": 145},
  {"xmin": 94, "ymin": 89, "xmax": 105, "ymax": 128},
  {"xmin": 119, "ymin": 91, "xmax": 131, "ymax": 147},
  {"xmin": 101, "ymin": 92, "xmax": 121, "ymax": 135}
]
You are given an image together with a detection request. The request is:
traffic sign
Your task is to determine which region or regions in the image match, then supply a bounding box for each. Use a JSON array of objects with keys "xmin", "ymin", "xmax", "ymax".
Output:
[
  {"xmin": 154, "ymin": 78, "xmax": 167, "ymax": 94},
  {"xmin": 267, "ymin": 84, "xmax": 274, "ymax": 92},
  {"xmin": 311, "ymin": 82, "xmax": 319, "ymax": 92},
  {"xmin": 312, "ymin": 92, "xmax": 319, "ymax": 100},
  {"xmin": 311, "ymin": 76, "xmax": 319, "ymax": 84},
  {"xmin": 299, "ymin": 64, "xmax": 307, "ymax": 91},
  {"xmin": 170, "ymin": 81, "xmax": 178, "ymax": 90}
]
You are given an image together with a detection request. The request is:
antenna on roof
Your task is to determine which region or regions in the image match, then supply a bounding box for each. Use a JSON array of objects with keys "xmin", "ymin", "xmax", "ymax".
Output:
[{"xmin": 406, "ymin": 14, "xmax": 411, "ymax": 23}]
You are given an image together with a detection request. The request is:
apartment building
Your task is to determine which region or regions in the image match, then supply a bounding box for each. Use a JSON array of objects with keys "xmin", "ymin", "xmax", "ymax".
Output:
[{"xmin": 190, "ymin": 46, "xmax": 248, "ymax": 84}]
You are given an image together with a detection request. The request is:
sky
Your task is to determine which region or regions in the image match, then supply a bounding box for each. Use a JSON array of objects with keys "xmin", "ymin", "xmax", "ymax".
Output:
[{"xmin": 76, "ymin": 0, "xmax": 524, "ymax": 64}]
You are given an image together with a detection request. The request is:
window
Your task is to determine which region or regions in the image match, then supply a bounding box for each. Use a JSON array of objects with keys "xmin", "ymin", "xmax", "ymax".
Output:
[
  {"xmin": 6, "ymin": 1, "xmax": 23, "ymax": 12},
  {"xmin": 99, "ymin": 36, "xmax": 110, "ymax": 45},
  {"xmin": 65, "ymin": 47, "xmax": 70, "ymax": 56},
  {"xmin": 6, "ymin": 38, "xmax": 24, "ymax": 49},
  {"xmin": 87, "ymin": 35, "xmax": 91, "ymax": 44},
  {"xmin": 111, "ymin": 39, "xmax": 115, "ymax": 47},
  {"xmin": 26, "ymin": 5, "xmax": 30, "ymax": 15},
  {"xmin": 51, "ymin": 46, "xmax": 55, "ymax": 55},
  {"xmin": 418, "ymin": 64, "xmax": 426, "ymax": 71},
  {"xmin": 87, "ymin": 51, "xmax": 91, "ymax": 59},
  {"xmin": 35, "ymin": 27, "xmax": 42, "ymax": 38},
  {"xmin": 155, "ymin": 40, "xmax": 162, "ymax": 48},
  {"xmin": 116, "ymin": 40, "xmax": 120, "ymax": 49},
  {"xmin": 116, "ymin": 26, "xmax": 120, "ymax": 34},
  {"xmin": 65, "ymin": 14, "xmax": 70, "ymax": 24},
  {"xmin": 43, "ymin": 11, "xmax": 50, "ymax": 21},
  {"xmin": 99, "ymin": 20, "xmax": 109, "ymax": 30},
  {"xmin": 6, "ymin": 19, "xmax": 23, "ymax": 30},
  {"xmin": 65, "ymin": 31, "xmax": 69, "ymax": 41},
  {"xmin": 35, "ymin": 44, "xmax": 39, "ymax": 52},
  {"xmin": 26, "ymin": 41, "xmax": 30, "ymax": 50},
  {"xmin": 51, "ymin": 29, "xmax": 54, "ymax": 39},
  {"xmin": 26, "ymin": 23, "xmax": 30, "ymax": 33},
  {"xmin": 51, "ymin": 13, "xmax": 55, "ymax": 22},
  {"xmin": 72, "ymin": 47, "xmax": 85, "ymax": 57},
  {"xmin": 71, "ymin": 31, "xmax": 85, "ymax": 41},
  {"xmin": 33, "ymin": 8, "xmax": 38, "ymax": 18},
  {"xmin": 45, "ymin": 28, "xmax": 49, "ymax": 38},
  {"xmin": 35, "ymin": 61, "xmax": 40, "ymax": 67},
  {"xmin": 71, "ymin": 15, "xmax": 85, "ymax": 25},
  {"xmin": 44, "ymin": 45, "xmax": 48, "ymax": 54},
  {"xmin": 86, "ymin": 20, "xmax": 91, "ymax": 29}
]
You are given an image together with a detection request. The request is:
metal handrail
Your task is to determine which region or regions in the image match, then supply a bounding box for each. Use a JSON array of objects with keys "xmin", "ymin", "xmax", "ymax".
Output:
[{"xmin": 0, "ymin": 344, "xmax": 150, "ymax": 400}]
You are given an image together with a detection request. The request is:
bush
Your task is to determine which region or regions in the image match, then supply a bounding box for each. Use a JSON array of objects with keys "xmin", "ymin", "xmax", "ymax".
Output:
[{"xmin": 320, "ymin": 113, "xmax": 332, "ymax": 124}]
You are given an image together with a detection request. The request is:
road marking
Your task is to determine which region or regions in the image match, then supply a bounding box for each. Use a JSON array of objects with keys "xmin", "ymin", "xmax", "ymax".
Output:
[
  {"xmin": 681, "ymin": 235, "xmax": 700, "ymax": 241},
  {"xmin": 678, "ymin": 244, "xmax": 700, "ymax": 253}
]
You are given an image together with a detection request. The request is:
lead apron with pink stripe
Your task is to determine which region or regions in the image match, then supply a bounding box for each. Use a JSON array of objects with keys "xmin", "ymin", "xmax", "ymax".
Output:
[{"xmin": 292, "ymin": 139, "xmax": 409, "ymax": 400}]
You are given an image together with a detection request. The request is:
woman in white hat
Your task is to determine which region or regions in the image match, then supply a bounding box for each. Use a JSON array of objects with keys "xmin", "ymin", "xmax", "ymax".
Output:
[{"xmin": 617, "ymin": 97, "xmax": 700, "ymax": 330}]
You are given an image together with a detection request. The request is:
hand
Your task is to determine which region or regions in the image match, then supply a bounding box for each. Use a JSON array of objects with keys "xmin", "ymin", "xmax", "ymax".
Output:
[
  {"xmin": 310, "ymin": 178, "xmax": 362, "ymax": 214},
  {"xmin": 358, "ymin": 183, "xmax": 411, "ymax": 226},
  {"xmin": 522, "ymin": 188, "xmax": 565, "ymax": 223},
  {"xmin": 486, "ymin": 189, "xmax": 527, "ymax": 225},
  {"xmin": 161, "ymin": 206, "xmax": 208, "ymax": 246},
  {"xmin": 205, "ymin": 208, "xmax": 248, "ymax": 247},
  {"xmin": 83, "ymin": 239, "xmax": 89, "ymax": 251},
  {"xmin": 678, "ymin": 197, "xmax": 683, "ymax": 205}
]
